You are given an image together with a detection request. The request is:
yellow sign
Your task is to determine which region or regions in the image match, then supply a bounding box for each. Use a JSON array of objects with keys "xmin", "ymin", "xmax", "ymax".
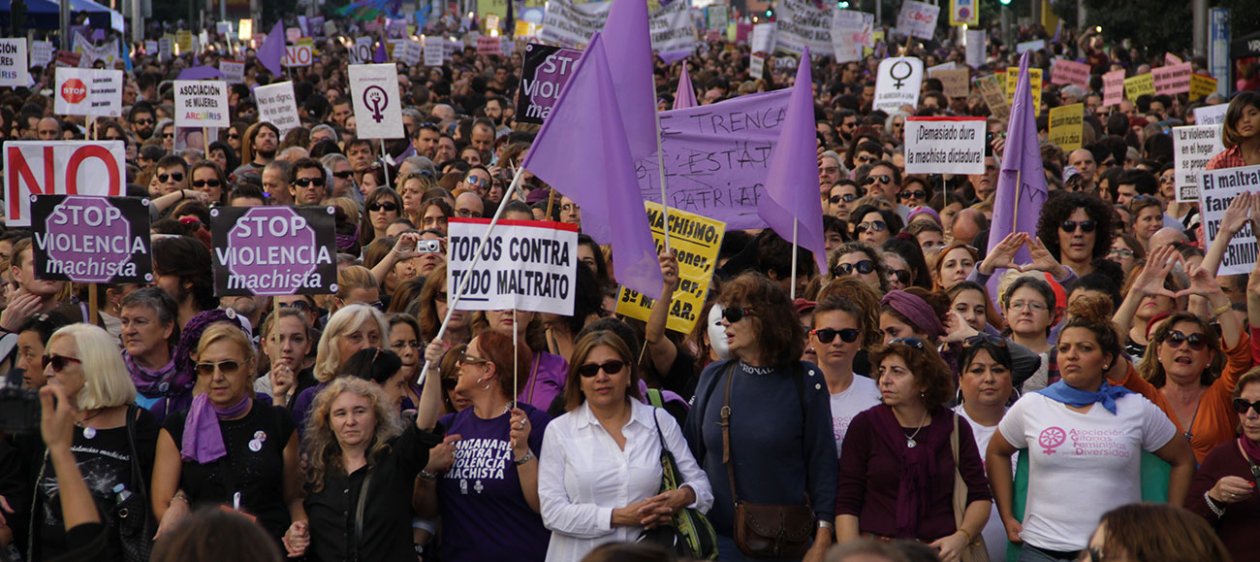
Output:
[
  {"xmin": 1005, "ymin": 66, "xmax": 1043, "ymax": 116},
  {"xmin": 1124, "ymin": 73, "xmax": 1155, "ymax": 101},
  {"xmin": 615, "ymin": 203, "xmax": 725, "ymax": 335},
  {"xmin": 1189, "ymin": 74, "xmax": 1218, "ymax": 101},
  {"xmin": 176, "ymin": 31, "xmax": 194, "ymax": 54},
  {"xmin": 514, "ymin": 21, "xmax": 542, "ymax": 37},
  {"xmin": 1048, "ymin": 103, "xmax": 1084, "ymax": 152}
]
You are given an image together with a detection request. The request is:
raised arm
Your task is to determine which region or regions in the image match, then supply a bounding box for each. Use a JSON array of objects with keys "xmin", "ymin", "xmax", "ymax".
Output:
[
  {"xmin": 644, "ymin": 250, "xmax": 680, "ymax": 377},
  {"xmin": 1113, "ymin": 245, "xmax": 1181, "ymax": 340},
  {"xmin": 1200, "ymin": 192, "xmax": 1252, "ymax": 275}
]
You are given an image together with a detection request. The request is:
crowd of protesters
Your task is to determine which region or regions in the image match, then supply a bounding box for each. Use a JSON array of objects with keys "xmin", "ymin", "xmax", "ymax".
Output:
[{"xmin": 0, "ymin": 7, "xmax": 1257, "ymax": 562}]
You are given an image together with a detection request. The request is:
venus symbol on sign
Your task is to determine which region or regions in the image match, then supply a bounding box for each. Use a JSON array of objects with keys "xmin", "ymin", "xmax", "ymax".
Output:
[
  {"xmin": 363, "ymin": 85, "xmax": 388, "ymax": 123},
  {"xmin": 890, "ymin": 61, "xmax": 912, "ymax": 90}
]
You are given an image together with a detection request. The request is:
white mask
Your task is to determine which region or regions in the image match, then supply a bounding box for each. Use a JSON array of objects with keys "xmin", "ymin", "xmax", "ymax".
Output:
[{"xmin": 707, "ymin": 304, "xmax": 731, "ymax": 361}]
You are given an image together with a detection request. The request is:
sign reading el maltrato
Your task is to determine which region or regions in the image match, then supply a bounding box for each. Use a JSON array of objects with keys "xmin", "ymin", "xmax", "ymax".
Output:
[{"xmin": 210, "ymin": 206, "xmax": 337, "ymax": 296}]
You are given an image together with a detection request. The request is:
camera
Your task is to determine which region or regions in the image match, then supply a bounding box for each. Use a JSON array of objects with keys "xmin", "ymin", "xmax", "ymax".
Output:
[
  {"xmin": 0, "ymin": 386, "xmax": 40, "ymax": 434},
  {"xmin": 416, "ymin": 239, "xmax": 443, "ymax": 254}
]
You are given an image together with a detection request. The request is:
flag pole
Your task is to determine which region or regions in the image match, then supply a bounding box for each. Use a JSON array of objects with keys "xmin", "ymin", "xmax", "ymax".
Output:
[
  {"xmin": 653, "ymin": 101, "xmax": 672, "ymax": 254},
  {"xmin": 379, "ymin": 139, "xmax": 391, "ymax": 186},
  {"xmin": 790, "ymin": 218, "xmax": 798, "ymax": 301},
  {"xmin": 1011, "ymin": 169, "xmax": 1021, "ymax": 232}
]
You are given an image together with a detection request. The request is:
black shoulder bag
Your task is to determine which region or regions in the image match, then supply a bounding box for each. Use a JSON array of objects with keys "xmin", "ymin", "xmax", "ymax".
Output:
[{"xmin": 637, "ymin": 390, "xmax": 719, "ymax": 559}]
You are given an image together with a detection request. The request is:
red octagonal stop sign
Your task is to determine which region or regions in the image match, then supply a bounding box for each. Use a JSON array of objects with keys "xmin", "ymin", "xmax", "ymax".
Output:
[{"xmin": 60, "ymin": 78, "xmax": 87, "ymax": 104}]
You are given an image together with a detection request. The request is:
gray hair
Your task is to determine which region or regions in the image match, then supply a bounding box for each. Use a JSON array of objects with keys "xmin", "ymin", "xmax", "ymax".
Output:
[{"xmin": 310, "ymin": 124, "xmax": 339, "ymax": 144}]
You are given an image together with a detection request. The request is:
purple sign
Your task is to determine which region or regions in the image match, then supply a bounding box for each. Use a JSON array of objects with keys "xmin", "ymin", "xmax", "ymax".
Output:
[
  {"xmin": 211, "ymin": 206, "xmax": 337, "ymax": 296},
  {"xmin": 635, "ymin": 88, "xmax": 792, "ymax": 230},
  {"xmin": 32, "ymin": 195, "xmax": 152, "ymax": 284},
  {"xmin": 515, "ymin": 43, "xmax": 583, "ymax": 125}
]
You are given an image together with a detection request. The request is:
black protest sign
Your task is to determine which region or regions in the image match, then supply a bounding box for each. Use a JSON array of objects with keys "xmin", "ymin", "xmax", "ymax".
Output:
[
  {"xmin": 515, "ymin": 43, "xmax": 582, "ymax": 125},
  {"xmin": 32, "ymin": 195, "xmax": 152, "ymax": 284},
  {"xmin": 210, "ymin": 206, "xmax": 337, "ymax": 296}
]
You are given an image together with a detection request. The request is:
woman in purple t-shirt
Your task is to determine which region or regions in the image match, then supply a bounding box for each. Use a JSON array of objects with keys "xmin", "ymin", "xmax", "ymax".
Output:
[{"xmin": 479, "ymin": 308, "xmax": 569, "ymax": 412}]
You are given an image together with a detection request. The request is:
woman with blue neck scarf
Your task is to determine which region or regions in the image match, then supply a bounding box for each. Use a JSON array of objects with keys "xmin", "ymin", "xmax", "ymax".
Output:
[{"xmin": 986, "ymin": 297, "xmax": 1194, "ymax": 562}]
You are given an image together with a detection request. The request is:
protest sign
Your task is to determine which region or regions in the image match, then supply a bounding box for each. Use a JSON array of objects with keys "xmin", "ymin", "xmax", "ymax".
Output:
[
  {"xmin": 749, "ymin": 23, "xmax": 775, "ymax": 79},
  {"xmin": 0, "ymin": 39, "xmax": 28, "ymax": 87},
  {"xmin": 285, "ymin": 27, "xmax": 302, "ymax": 43},
  {"xmin": 633, "ymin": 88, "xmax": 792, "ymax": 230},
  {"xmin": 211, "ymin": 206, "xmax": 337, "ymax": 296},
  {"xmin": 929, "ymin": 67, "xmax": 969, "ymax": 98},
  {"xmin": 903, "ymin": 117, "xmax": 986, "ymax": 175},
  {"xmin": 219, "ymin": 60, "xmax": 245, "ymax": 83},
  {"xmin": 284, "ymin": 41, "xmax": 313, "ymax": 67},
  {"xmin": 32, "ymin": 195, "xmax": 151, "ymax": 284},
  {"xmin": 447, "ymin": 219, "xmax": 579, "ymax": 315},
  {"xmin": 896, "ymin": 0, "xmax": 939, "ymax": 40},
  {"xmin": 949, "ymin": 0, "xmax": 978, "ymax": 26},
  {"xmin": 1152, "ymin": 62, "xmax": 1192, "ymax": 95},
  {"xmin": 255, "ymin": 81, "xmax": 301, "ymax": 136},
  {"xmin": 831, "ymin": 10, "xmax": 873, "ymax": 63},
  {"xmin": 348, "ymin": 64, "xmax": 404, "ymax": 139},
  {"xmin": 158, "ymin": 37, "xmax": 172, "ymax": 61},
  {"xmin": 423, "ymin": 35, "xmax": 445, "ymax": 66},
  {"xmin": 1172, "ymin": 125, "xmax": 1224, "ymax": 202},
  {"xmin": 650, "ymin": 0, "xmax": 698, "ymax": 54},
  {"xmin": 874, "ymin": 57, "xmax": 924, "ymax": 113},
  {"xmin": 1201, "ymin": 165, "xmax": 1260, "ymax": 275},
  {"xmin": 707, "ymin": 5, "xmax": 729, "ymax": 31},
  {"xmin": 73, "ymin": 33, "xmax": 119, "ymax": 68},
  {"xmin": 4, "ymin": 141, "xmax": 125, "ymax": 227},
  {"xmin": 976, "ymin": 74, "xmax": 1009, "ymax": 120},
  {"xmin": 1016, "ymin": 40, "xmax": 1045, "ymax": 54},
  {"xmin": 1048, "ymin": 103, "xmax": 1084, "ymax": 152},
  {"xmin": 1195, "ymin": 103, "xmax": 1229, "ymax": 125},
  {"xmin": 53, "ymin": 68, "xmax": 122, "ymax": 117},
  {"xmin": 395, "ymin": 39, "xmax": 422, "ymax": 66},
  {"xmin": 1167, "ymin": 52, "xmax": 1183, "ymax": 65},
  {"xmin": 774, "ymin": 0, "xmax": 831, "ymax": 55},
  {"xmin": 1103, "ymin": 69, "xmax": 1125, "ymax": 106},
  {"xmin": 174, "ymin": 80, "xmax": 230, "ymax": 129},
  {"xmin": 965, "ymin": 29, "xmax": 985, "ymax": 68},
  {"xmin": 541, "ymin": 0, "xmax": 611, "ymax": 47},
  {"xmin": 1050, "ymin": 58, "xmax": 1090, "ymax": 87},
  {"xmin": 515, "ymin": 44, "xmax": 581, "ymax": 125},
  {"xmin": 1125, "ymin": 73, "xmax": 1155, "ymax": 101},
  {"xmin": 350, "ymin": 37, "xmax": 374, "ymax": 64},
  {"xmin": 1005, "ymin": 66, "xmax": 1042, "ymax": 115},
  {"xmin": 616, "ymin": 202, "xmax": 724, "ymax": 334},
  {"xmin": 1189, "ymin": 74, "xmax": 1218, "ymax": 101},
  {"xmin": 31, "ymin": 40, "xmax": 53, "ymax": 68},
  {"xmin": 175, "ymin": 31, "xmax": 193, "ymax": 53},
  {"xmin": 476, "ymin": 36, "xmax": 505, "ymax": 56}
]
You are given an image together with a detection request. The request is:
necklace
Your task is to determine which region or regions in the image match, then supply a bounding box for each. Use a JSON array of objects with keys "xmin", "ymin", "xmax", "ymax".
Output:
[
  {"xmin": 903, "ymin": 411, "xmax": 930, "ymax": 448},
  {"xmin": 76, "ymin": 409, "xmax": 104, "ymax": 439}
]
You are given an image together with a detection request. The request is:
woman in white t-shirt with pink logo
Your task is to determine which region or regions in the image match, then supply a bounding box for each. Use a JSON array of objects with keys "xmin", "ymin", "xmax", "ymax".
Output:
[
  {"xmin": 810, "ymin": 296, "xmax": 881, "ymax": 456},
  {"xmin": 955, "ymin": 335, "xmax": 1017, "ymax": 562},
  {"xmin": 986, "ymin": 298, "xmax": 1196, "ymax": 562}
]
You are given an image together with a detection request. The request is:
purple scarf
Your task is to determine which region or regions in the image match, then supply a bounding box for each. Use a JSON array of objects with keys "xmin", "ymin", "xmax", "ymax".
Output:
[
  {"xmin": 123, "ymin": 352, "xmax": 185, "ymax": 397},
  {"xmin": 868, "ymin": 405, "xmax": 947, "ymax": 539},
  {"xmin": 181, "ymin": 393, "xmax": 252, "ymax": 464}
]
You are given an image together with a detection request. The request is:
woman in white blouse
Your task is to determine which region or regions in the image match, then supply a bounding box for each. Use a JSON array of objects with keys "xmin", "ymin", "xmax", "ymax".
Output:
[{"xmin": 539, "ymin": 330, "xmax": 713, "ymax": 562}]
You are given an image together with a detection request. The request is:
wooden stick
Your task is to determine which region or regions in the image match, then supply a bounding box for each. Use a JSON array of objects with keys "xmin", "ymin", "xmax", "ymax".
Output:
[{"xmin": 88, "ymin": 283, "xmax": 99, "ymax": 326}]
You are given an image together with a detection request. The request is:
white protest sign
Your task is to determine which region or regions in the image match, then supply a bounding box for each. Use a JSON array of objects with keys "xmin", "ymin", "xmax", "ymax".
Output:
[
  {"xmin": 423, "ymin": 35, "xmax": 445, "ymax": 66},
  {"xmin": 904, "ymin": 117, "xmax": 986, "ymax": 175},
  {"xmin": 1195, "ymin": 104, "xmax": 1229, "ymax": 126},
  {"xmin": 255, "ymin": 81, "xmax": 301, "ymax": 136},
  {"xmin": 350, "ymin": 37, "xmax": 374, "ymax": 64},
  {"xmin": 774, "ymin": 0, "xmax": 831, "ymax": 56},
  {"xmin": 1201, "ymin": 165, "xmax": 1260, "ymax": 275},
  {"xmin": 394, "ymin": 40, "xmax": 422, "ymax": 65},
  {"xmin": 1172, "ymin": 125, "xmax": 1224, "ymax": 203},
  {"xmin": 284, "ymin": 43, "xmax": 313, "ymax": 67},
  {"xmin": 174, "ymin": 80, "xmax": 230, "ymax": 129},
  {"xmin": 53, "ymin": 68, "xmax": 122, "ymax": 117},
  {"xmin": 750, "ymin": 23, "xmax": 775, "ymax": 79},
  {"xmin": 540, "ymin": 0, "xmax": 612, "ymax": 47},
  {"xmin": 650, "ymin": 0, "xmax": 698, "ymax": 54},
  {"xmin": 4, "ymin": 141, "xmax": 126, "ymax": 227},
  {"xmin": 447, "ymin": 219, "xmax": 579, "ymax": 315},
  {"xmin": 219, "ymin": 60, "xmax": 245, "ymax": 83},
  {"xmin": 874, "ymin": 57, "xmax": 923, "ymax": 113},
  {"xmin": 1016, "ymin": 39, "xmax": 1045, "ymax": 54},
  {"xmin": 896, "ymin": 0, "xmax": 939, "ymax": 41},
  {"xmin": 831, "ymin": 10, "xmax": 873, "ymax": 64},
  {"xmin": 31, "ymin": 40, "xmax": 53, "ymax": 68},
  {"xmin": 348, "ymin": 64, "xmax": 404, "ymax": 139},
  {"xmin": 965, "ymin": 29, "xmax": 986, "ymax": 68},
  {"xmin": 0, "ymin": 39, "xmax": 29, "ymax": 87},
  {"xmin": 73, "ymin": 33, "xmax": 119, "ymax": 68}
]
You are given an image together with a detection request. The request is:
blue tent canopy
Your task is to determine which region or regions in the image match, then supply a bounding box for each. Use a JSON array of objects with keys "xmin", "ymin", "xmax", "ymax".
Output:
[{"xmin": 0, "ymin": 0, "xmax": 124, "ymax": 34}]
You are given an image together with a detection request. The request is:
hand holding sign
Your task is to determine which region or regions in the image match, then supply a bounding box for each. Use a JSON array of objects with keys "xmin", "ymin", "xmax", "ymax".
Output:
[{"xmin": 659, "ymin": 249, "xmax": 680, "ymax": 292}]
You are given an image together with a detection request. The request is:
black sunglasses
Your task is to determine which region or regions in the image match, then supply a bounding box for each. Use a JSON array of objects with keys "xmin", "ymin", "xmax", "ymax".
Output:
[
  {"xmin": 1165, "ymin": 330, "xmax": 1207, "ymax": 351},
  {"xmin": 1233, "ymin": 398, "xmax": 1260, "ymax": 415},
  {"xmin": 964, "ymin": 334, "xmax": 1009, "ymax": 348},
  {"xmin": 863, "ymin": 174, "xmax": 892, "ymax": 185},
  {"xmin": 294, "ymin": 177, "xmax": 325, "ymax": 187},
  {"xmin": 829, "ymin": 193, "xmax": 859, "ymax": 204},
  {"xmin": 369, "ymin": 202, "xmax": 399, "ymax": 212},
  {"xmin": 333, "ymin": 170, "xmax": 355, "ymax": 179},
  {"xmin": 577, "ymin": 360, "xmax": 626, "ymax": 377},
  {"xmin": 898, "ymin": 189, "xmax": 926, "ymax": 200},
  {"xmin": 890, "ymin": 337, "xmax": 926, "ymax": 350},
  {"xmin": 43, "ymin": 353, "xmax": 82, "ymax": 372},
  {"xmin": 721, "ymin": 306, "xmax": 753, "ymax": 323},
  {"xmin": 812, "ymin": 328, "xmax": 860, "ymax": 344},
  {"xmin": 854, "ymin": 221, "xmax": 887, "ymax": 235},
  {"xmin": 192, "ymin": 179, "xmax": 221, "ymax": 188},
  {"xmin": 888, "ymin": 270, "xmax": 911, "ymax": 284},
  {"xmin": 833, "ymin": 260, "xmax": 875, "ymax": 277},
  {"xmin": 195, "ymin": 359, "xmax": 243, "ymax": 376},
  {"xmin": 157, "ymin": 173, "xmax": 184, "ymax": 182},
  {"xmin": 1061, "ymin": 219, "xmax": 1097, "ymax": 233}
]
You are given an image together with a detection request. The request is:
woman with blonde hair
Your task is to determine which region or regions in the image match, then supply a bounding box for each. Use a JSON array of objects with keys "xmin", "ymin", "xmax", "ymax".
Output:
[{"xmin": 291, "ymin": 304, "xmax": 388, "ymax": 430}]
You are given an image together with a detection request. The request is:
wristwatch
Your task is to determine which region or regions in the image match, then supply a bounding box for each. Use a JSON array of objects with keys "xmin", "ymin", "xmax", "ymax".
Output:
[{"xmin": 514, "ymin": 450, "xmax": 536, "ymax": 465}]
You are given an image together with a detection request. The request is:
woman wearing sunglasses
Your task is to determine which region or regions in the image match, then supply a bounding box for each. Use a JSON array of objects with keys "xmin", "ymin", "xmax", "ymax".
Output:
[
  {"xmin": 812, "ymin": 296, "xmax": 881, "ymax": 457},
  {"xmin": 1186, "ymin": 368, "xmax": 1260, "ymax": 560},
  {"xmin": 1034, "ymin": 191, "xmax": 1115, "ymax": 278},
  {"xmin": 684, "ymin": 272, "xmax": 837, "ymax": 561},
  {"xmin": 955, "ymin": 336, "xmax": 1016, "ymax": 562},
  {"xmin": 417, "ymin": 263, "xmax": 471, "ymax": 349},
  {"xmin": 22, "ymin": 324, "xmax": 158, "ymax": 562},
  {"xmin": 188, "ymin": 160, "xmax": 229, "ymax": 206},
  {"xmin": 835, "ymin": 337, "xmax": 991, "ymax": 561},
  {"xmin": 360, "ymin": 187, "xmax": 404, "ymax": 248},
  {"xmin": 830, "ymin": 241, "xmax": 889, "ymax": 294},
  {"xmin": 849, "ymin": 204, "xmax": 901, "ymax": 246},
  {"xmin": 152, "ymin": 323, "xmax": 305, "ymax": 549},
  {"xmin": 413, "ymin": 330, "xmax": 552, "ymax": 561},
  {"xmin": 538, "ymin": 330, "xmax": 712, "ymax": 561}
]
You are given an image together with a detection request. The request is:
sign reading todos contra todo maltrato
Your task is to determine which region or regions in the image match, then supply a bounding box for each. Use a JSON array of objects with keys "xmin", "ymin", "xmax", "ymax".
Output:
[
  {"xmin": 210, "ymin": 206, "xmax": 337, "ymax": 296},
  {"xmin": 32, "ymin": 195, "xmax": 152, "ymax": 284},
  {"xmin": 447, "ymin": 218, "xmax": 579, "ymax": 316}
]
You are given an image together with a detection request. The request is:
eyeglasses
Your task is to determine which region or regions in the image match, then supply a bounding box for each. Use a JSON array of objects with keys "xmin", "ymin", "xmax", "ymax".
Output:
[
  {"xmin": 812, "ymin": 328, "xmax": 860, "ymax": 344},
  {"xmin": 964, "ymin": 334, "xmax": 1009, "ymax": 348},
  {"xmin": 1060, "ymin": 219, "xmax": 1097, "ymax": 233},
  {"xmin": 458, "ymin": 351, "xmax": 490, "ymax": 367},
  {"xmin": 863, "ymin": 174, "xmax": 892, "ymax": 186},
  {"xmin": 1008, "ymin": 300, "xmax": 1048, "ymax": 312},
  {"xmin": 392, "ymin": 339, "xmax": 421, "ymax": 350},
  {"xmin": 1108, "ymin": 248, "xmax": 1135, "ymax": 259},
  {"xmin": 1233, "ymin": 398, "xmax": 1260, "ymax": 415},
  {"xmin": 294, "ymin": 177, "xmax": 325, "ymax": 187},
  {"xmin": 333, "ymin": 170, "xmax": 355, "ymax": 179},
  {"xmin": 435, "ymin": 291, "xmax": 448, "ymax": 303},
  {"xmin": 157, "ymin": 173, "xmax": 184, "ymax": 183},
  {"xmin": 369, "ymin": 202, "xmax": 399, "ymax": 212},
  {"xmin": 890, "ymin": 337, "xmax": 926, "ymax": 350},
  {"xmin": 441, "ymin": 376, "xmax": 458, "ymax": 390},
  {"xmin": 228, "ymin": 132, "xmax": 240, "ymax": 139},
  {"xmin": 721, "ymin": 306, "xmax": 754, "ymax": 323},
  {"xmin": 829, "ymin": 194, "xmax": 859, "ymax": 204},
  {"xmin": 162, "ymin": 132, "xmax": 174, "ymax": 139},
  {"xmin": 1164, "ymin": 330, "xmax": 1207, "ymax": 351},
  {"xmin": 856, "ymin": 155, "xmax": 876, "ymax": 164},
  {"xmin": 42, "ymin": 353, "xmax": 82, "ymax": 372},
  {"xmin": 465, "ymin": 175, "xmax": 486, "ymax": 186},
  {"xmin": 854, "ymin": 221, "xmax": 887, "ymax": 235},
  {"xmin": 888, "ymin": 269, "xmax": 911, "ymax": 284},
  {"xmin": 820, "ymin": 166, "xmax": 841, "ymax": 174},
  {"xmin": 833, "ymin": 260, "xmax": 875, "ymax": 276},
  {"xmin": 577, "ymin": 360, "xmax": 626, "ymax": 377},
  {"xmin": 192, "ymin": 179, "xmax": 221, "ymax": 188},
  {"xmin": 280, "ymin": 300, "xmax": 314, "ymax": 312},
  {"xmin": 898, "ymin": 190, "xmax": 926, "ymax": 200},
  {"xmin": 132, "ymin": 118, "xmax": 154, "ymax": 125},
  {"xmin": 195, "ymin": 360, "xmax": 243, "ymax": 376}
]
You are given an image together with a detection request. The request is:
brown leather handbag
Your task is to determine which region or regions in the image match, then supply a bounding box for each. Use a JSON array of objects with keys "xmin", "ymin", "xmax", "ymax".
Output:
[{"xmin": 720, "ymin": 366, "xmax": 816, "ymax": 558}]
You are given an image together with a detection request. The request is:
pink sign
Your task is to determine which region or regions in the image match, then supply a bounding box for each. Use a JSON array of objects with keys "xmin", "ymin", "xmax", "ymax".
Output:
[
  {"xmin": 1153, "ymin": 62, "xmax": 1192, "ymax": 95},
  {"xmin": 1051, "ymin": 59, "xmax": 1091, "ymax": 87},
  {"xmin": 1103, "ymin": 69, "xmax": 1125, "ymax": 106}
]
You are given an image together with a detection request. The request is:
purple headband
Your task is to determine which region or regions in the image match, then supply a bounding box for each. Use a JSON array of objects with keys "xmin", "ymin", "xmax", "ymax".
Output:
[{"xmin": 881, "ymin": 290, "xmax": 944, "ymax": 341}]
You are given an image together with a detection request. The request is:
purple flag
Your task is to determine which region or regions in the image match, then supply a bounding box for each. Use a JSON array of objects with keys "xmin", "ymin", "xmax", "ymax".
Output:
[
  {"xmin": 374, "ymin": 39, "xmax": 387, "ymax": 63},
  {"xmin": 178, "ymin": 65, "xmax": 224, "ymax": 80},
  {"xmin": 257, "ymin": 22, "xmax": 285, "ymax": 77},
  {"xmin": 673, "ymin": 64, "xmax": 696, "ymax": 110},
  {"xmin": 523, "ymin": 33, "xmax": 664, "ymax": 299},
  {"xmin": 600, "ymin": 0, "xmax": 657, "ymax": 160},
  {"xmin": 757, "ymin": 48, "xmax": 827, "ymax": 272},
  {"xmin": 987, "ymin": 51, "xmax": 1047, "ymax": 266}
]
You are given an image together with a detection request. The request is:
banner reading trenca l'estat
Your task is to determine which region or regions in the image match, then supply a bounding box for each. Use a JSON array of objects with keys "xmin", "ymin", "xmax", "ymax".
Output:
[
  {"xmin": 616, "ymin": 202, "xmax": 725, "ymax": 334},
  {"xmin": 210, "ymin": 206, "xmax": 337, "ymax": 296}
]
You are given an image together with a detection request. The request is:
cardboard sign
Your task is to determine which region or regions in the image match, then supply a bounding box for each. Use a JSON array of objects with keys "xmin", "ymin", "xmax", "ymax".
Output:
[
  {"xmin": 211, "ymin": 206, "xmax": 338, "ymax": 296},
  {"xmin": 1124, "ymin": 73, "xmax": 1155, "ymax": 101},
  {"xmin": 650, "ymin": 0, "xmax": 698, "ymax": 54},
  {"xmin": 447, "ymin": 218, "xmax": 579, "ymax": 315},
  {"xmin": 32, "ymin": 195, "xmax": 152, "ymax": 284},
  {"xmin": 1016, "ymin": 40, "xmax": 1045, "ymax": 54},
  {"xmin": 874, "ymin": 57, "xmax": 924, "ymax": 113},
  {"xmin": 1103, "ymin": 69, "xmax": 1125, "ymax": 106},
  {"xmin": 1201, "ymin": 165, "xmax": 1260, "ymax": 275},
  {"xmin": 0, "ymin": 39, "xmax": 29, "ymax": 87},
  {"xmin": 283, "ymin": 41, "xmax": 313, "ymax": 67},
  {"xmin": 1152, "ymin": 62, "xmax": 1192, "ymax": 95},
  {"xmin": 174, "ymin": 80, "xmax": 230, "ymax": 129},
  {"xmin": 928, "ymin": 67, "xmax": 969, "ymax": 98},
  {"xmin": 4, "ymin": 141, "xmax": 126, "ymax": 227},
  {"xmin": 1172, "ymin": 125, "xmax": 1224, "ymax": 202},
  {"xmin": 255, "ymin": 81, "xmax": 301, "ymax": 136},
  {"xmin": 285, "ymin": 27, "xmax": 302, "ymax": 43},
  {"xmin": 1048, "ymin": 103, "xmax": 1084, "ymax": 152},
  {"xmin": 219, "ymin": 60, "xmax": 245, "ymax": 83},
  {"xmin": 976, "ymin": 74, "xmax": 1009, "ymax": 120},
  {"xmin": 896, "ymin": 0, "xmax": 939, "ymax": 41},
  {"xmin": 615, "ymin": 203, "xmax": 725, "ymax": 334},
  {"xmin": 53, "ymin": 68, "xmax": 122, "ymax": 117},
  {"xmin": 516, "ymin": 43, "xmax": 581, "ymax": 125},
  {"xmin": 1189, "ymin": 74, "xmax": 1218, "ymax": 101},
  {"xmin": 73, "ymin": 33, "xmax": 118, "ymax": 68},
  {"xmin": 949, "ymin": 0, "xmax": 979, "ymax": 26},
  {"xmin": 348, "ymin": 64, "xmax": 405, "ymax": 139},
  {"xmin": 1050, "ymin": 58, "xmax": 1090, "ymax": 87},
  {"xmin": 831, "ymin": 10, "xmax": 873, "ymax": 64},
  {"xmin": 904, "ymin": 117, "xmax": 987, "ymax": 175},
  {"xmin": 1005, "ymin": 66, "xmax": 1042, "ymax": 116},
  {"xmin": 1195, "ymin": 103, "xmax": 1229, "ymax": 126}
]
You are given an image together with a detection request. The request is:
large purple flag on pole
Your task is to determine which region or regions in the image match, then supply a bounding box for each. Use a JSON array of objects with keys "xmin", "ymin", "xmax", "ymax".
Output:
[
  {"xmin": 599, "ymin": 0, "xmax": 656, "ymax": 160},
  {"xmin": 987, "ymin": 51, "xmax": 1047, "ymax": 265},
  {"xmin": 523, "ymin": 33, "xmax": 664, "ymax": 299},
  {"xmin": 673, "ymin": 63, "xmax": 697, "ymax": 110},
  {"xmin": 257, "ymin": 22, "xmax": 285, "ymax": 77},
  {"xmin": 757, "ymin": 49, "xmax": 827, "ymax": 272}
]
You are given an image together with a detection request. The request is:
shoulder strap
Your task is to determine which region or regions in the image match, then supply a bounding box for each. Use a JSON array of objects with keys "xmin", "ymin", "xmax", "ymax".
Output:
[
  {"xmin": 720, "ymin": 362, "xmax": 738, "ymax": 503},
  {"xmin": 647, "ymin": 388, "xmax": 664, "ymax": 409},
  {"xmin": 126, "ymin": 405, "xmax": 150, "ymax": 503},
  {"xmin": 352, "ymin": 469, "xmax": 374, "ymax": 561}
]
